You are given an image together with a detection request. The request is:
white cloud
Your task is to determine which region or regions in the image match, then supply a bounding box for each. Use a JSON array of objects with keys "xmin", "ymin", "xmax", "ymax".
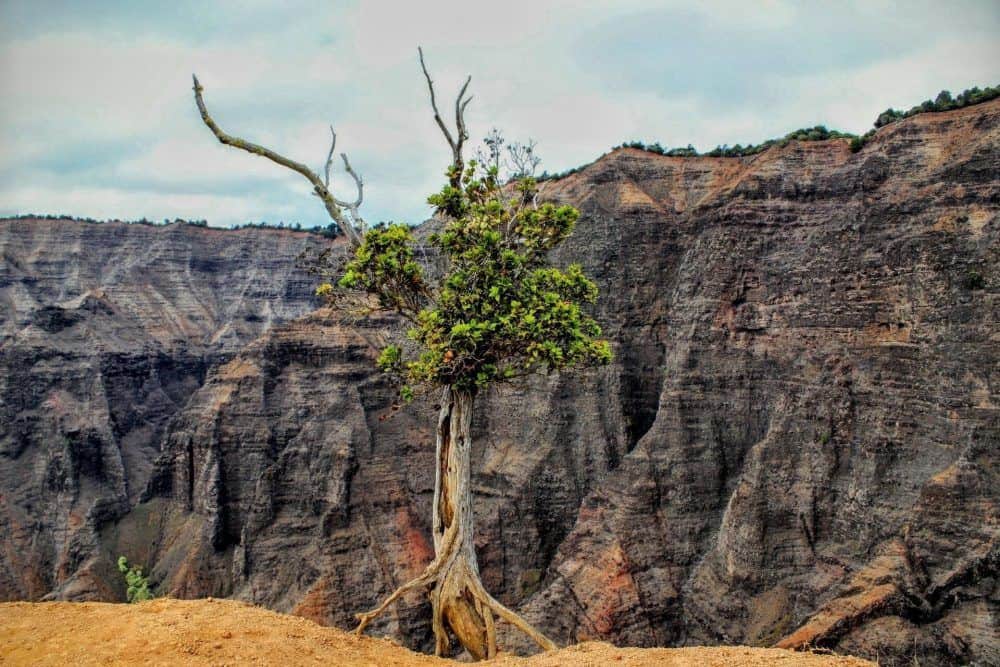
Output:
[
  {"xmin": 783, "ymin": 35, "xmax": 1000, "ymax": 133},
  {"xmin": 1, "ymin": 1, "xmax": 997, "ymax": 227}
]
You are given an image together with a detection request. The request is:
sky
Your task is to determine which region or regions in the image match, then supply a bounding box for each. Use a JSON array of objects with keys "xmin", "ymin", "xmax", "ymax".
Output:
[{"xmin": 1, "ymin": 1, "xmax": 998, "ymax": 228}]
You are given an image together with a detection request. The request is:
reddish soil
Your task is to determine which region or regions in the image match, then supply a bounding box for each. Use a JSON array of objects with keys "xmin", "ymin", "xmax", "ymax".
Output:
[{"xmin": 0, "ymin": 598, "xmax": 874, "ymax": 666}]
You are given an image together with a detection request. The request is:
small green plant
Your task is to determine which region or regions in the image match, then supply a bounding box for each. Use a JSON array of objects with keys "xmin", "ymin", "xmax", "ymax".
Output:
[{"xmin": 117, "ymin": 555, "xmax": 153, "ymax": 603}]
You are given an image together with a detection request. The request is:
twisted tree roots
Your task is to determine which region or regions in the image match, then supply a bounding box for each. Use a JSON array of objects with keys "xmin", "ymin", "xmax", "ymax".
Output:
[{"xmin": 354, "ymin": 387, "xmax": 556, "ymax": 659}]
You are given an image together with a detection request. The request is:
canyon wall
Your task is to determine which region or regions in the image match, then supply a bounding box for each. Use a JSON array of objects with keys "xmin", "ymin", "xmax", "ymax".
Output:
[
  {"xmin": 0, "ymin": 220, "xmax": 326, "ymax": 599},
  {"xmin": 1, "ymin": 100, "xmax": 997, "ymax": 665}
]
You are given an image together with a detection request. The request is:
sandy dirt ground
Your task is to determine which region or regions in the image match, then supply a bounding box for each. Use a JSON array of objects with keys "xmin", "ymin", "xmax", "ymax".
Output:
[{"xmin": 0, "ymin": 598, "xmax": 874, "ymax": 666}]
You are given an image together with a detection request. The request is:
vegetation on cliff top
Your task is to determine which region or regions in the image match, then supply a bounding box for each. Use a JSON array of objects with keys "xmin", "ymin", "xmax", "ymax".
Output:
[
  {"xmin": 538, "ymin": 84, "xmax": 999, "ymax": 181},
  {"xmin": 849, "ymin": 84, "xmax": 1000, "ymax": 152},
  {"xmin": 1, "ymin": 214, "xmax": 342, "ymax": 238},
  {"xmin": 614, "ymin": 125, "xmax": 857, "ymax": 160}
]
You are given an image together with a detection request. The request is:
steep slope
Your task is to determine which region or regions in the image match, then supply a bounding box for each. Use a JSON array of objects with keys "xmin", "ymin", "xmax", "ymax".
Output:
[
  {"xmin": 515, "ymin": 103, "xmax": 999, "ymax": 664},
  {"xmin": 1, "ymin": 99, "xmax": 997, "ymax": 666},
  {"xmin": 0, "ymin": 220, "xmax": 327, "ymax": 600}
]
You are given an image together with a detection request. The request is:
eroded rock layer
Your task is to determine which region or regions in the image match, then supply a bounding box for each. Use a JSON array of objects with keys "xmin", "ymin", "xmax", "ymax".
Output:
[
  {"xmin": 0, "ymin": 220, "xmax": 325, "ymax": 599},
  {"xmin": 1, "ymin": 101, "xmax": 998, "ymax": 665}
]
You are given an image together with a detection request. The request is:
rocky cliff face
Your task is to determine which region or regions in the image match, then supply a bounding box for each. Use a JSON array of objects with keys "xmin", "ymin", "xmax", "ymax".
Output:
[
  {"xmin": 0, "ymin": 220, "xmax": 326, "ymax": 599},
  {"xmin": 2, "ymin": 100, "xmax": 997, "ymax": 666}
]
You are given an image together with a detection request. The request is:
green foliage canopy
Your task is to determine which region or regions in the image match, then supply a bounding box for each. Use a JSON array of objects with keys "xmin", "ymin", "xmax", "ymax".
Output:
[{"xmin": 325, "ymin": 165, "xmax": 611, "ymax": 395}]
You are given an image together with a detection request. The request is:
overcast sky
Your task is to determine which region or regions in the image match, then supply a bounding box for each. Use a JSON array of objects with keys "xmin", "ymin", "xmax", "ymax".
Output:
[{"xmin": 1, "ymin": 1, "xmax": 997, "ymax": 227}]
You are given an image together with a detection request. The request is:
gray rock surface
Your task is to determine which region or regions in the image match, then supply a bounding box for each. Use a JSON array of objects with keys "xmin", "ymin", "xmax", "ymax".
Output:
[{"xmin": 0, "ymin": 220, "xmax": 325, "ymax": 599}]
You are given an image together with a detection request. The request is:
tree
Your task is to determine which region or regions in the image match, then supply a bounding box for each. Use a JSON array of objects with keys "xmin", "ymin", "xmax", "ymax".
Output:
[
  {"xmin": 192, "ymin": 48, "xmax": 610, "ymax": 660},
  {"xmin": 934, "ymin": 89, "xmax": 954, "ymax": 110}
]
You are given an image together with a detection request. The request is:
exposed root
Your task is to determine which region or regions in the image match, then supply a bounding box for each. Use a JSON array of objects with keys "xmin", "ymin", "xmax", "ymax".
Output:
[
  {"xmin": 353, "ymin": 524, "xmax": 458, "ymax": 636},
  {"xmin": 353, "ymin": 385, "xmax": 557, "ymax": 660},
  {"xmin": 353, "ymin": 567, "xmax": 435, "ymax": 637},
  {"xmin": 487, "ymin": 594, "xmax": 556, "ymax": 652},
  {"xmin": 354, "ymin": 531, "xmax": 556, "ymax": 658},
  {"xmin": 430, "ymin": 567, "xmax": 449, "ymax": 655},
  {"xmin": 476, "ymin": 597, "xmax": 497, "ymax": 659}
]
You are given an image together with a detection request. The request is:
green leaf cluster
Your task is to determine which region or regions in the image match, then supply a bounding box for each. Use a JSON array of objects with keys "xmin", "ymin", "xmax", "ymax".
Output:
[
  {"xmin": 334, "ymin": 163, "xmax": 611, "ymax": 395},
  {"xmin": 337, "ymin": 223, "xmax": 428, "ymax": 314},
  {"xmin": 117, "ymin": 555, "xmax": 153, "ymax": 603}
]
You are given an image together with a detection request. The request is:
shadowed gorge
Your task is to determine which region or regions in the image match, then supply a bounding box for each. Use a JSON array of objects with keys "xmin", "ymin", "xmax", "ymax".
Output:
[{"xmin": 1, "ymin": 100, "xmax": 997, "ymax": 666}]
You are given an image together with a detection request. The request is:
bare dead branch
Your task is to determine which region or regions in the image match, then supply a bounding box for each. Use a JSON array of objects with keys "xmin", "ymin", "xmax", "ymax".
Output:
[
  {"xmin": 455, "ymin": 75, "xmax": 472, "ymax": 142},
  {"xmin": 418, "ymin": 47, "xmax": 456, "ymax": 150},
  {"xmin": 324, "ymin": 126, "xmax": 337, "ymax": 188},
  {"xmin": 320, "ymin": 130, "xmax": 364, "ymax": 231},
  {"xmin": 192, "ymin": 74, "xmax": 364, "ymax": 246},
  {"xmin": 417, "ymin": 47, "xmax": 471, "ymax": 187},
  {"xmin": 507, "ymin": 138, "xmax": 541, "ymax": 178},
  {"xmin": 338, "ymin": 153, "xmax": 363, "ymax": 208}
]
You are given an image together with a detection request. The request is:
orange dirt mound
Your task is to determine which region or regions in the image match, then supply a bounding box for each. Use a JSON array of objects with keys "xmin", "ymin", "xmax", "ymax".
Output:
[{"xmin": 0, "ymin": 598, "xmax": 873, "ymax": 666}]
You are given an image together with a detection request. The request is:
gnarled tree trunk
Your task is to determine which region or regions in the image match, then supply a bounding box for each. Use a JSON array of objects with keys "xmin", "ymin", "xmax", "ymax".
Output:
[{"xmin": 355, "ymin": 386, "xmax": 556, "ymax": 659}]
